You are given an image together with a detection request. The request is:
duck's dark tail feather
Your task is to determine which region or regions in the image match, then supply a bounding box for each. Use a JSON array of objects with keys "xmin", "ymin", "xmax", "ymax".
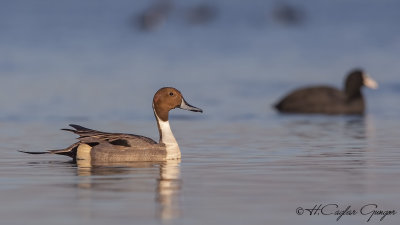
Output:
[
  {"xmin": 19, "ymin": 142, "xmax": 80, "ymax": 159},
  {"xmin": 19, "ymin": 150, "xmax": 49, "ymax": 154},
  {"xmin": 61, "ymin": 124, "xmax": 95, "ymax": 133}
]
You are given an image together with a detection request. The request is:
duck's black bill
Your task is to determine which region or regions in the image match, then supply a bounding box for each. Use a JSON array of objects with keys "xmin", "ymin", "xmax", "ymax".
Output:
[{"xmin": 180, "ymin": 99, "xmax": 203, "ymax": 113}]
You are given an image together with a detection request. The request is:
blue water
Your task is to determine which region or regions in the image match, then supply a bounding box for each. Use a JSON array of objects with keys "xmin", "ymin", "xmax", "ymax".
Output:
[{"xmin": 0, "ymin": 0, "xmax": 400, "ymax": 224}]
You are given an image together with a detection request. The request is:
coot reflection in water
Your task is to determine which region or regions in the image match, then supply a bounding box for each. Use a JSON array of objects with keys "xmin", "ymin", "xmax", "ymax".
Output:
[
  {"xmin": 274, "ymin": 116, "xmax": 375, "ymax": 194},
  {"xmin": 282, "ymin": 116, "xmax": 368, "ymax": 141}
]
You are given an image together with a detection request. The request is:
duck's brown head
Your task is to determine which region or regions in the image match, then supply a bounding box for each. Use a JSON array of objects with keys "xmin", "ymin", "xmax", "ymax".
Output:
[{"xmin": 153, "ymin": 87, "xmax": 203, "ymax": 121}]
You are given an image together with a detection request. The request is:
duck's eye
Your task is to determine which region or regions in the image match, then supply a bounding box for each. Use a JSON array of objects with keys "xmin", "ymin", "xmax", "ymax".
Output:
[{"xmin": 169, "ymin": 92, "xmax": 174, "ymax": 96}]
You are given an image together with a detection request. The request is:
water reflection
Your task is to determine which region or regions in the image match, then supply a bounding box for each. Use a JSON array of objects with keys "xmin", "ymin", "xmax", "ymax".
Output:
[
  {"xmin": 156, "ymin": 161, "xmax": 181, "ymax": 220},
  {"xmin": 280, "ymin": 116, "xmax": 370, "ymax": 161},
  {"xmin": 344, "ymin": 118, "xmax": 367, "ymax": 140},
  {"xmin": 282, "ymin": 116, "xmax": 369, "ymax": 142},
  {"xmin": 76, "ymin": 160, "xmax": 181, "ymax": 221},
  {"xmin": 272, "ymin": 117, "xmax": 376, "ymax": 195}
]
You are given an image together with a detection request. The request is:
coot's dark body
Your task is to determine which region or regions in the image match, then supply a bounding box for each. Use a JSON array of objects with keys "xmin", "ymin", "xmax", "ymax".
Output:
[
  {"xmin": 275, "ymin": 85, "xmax": 364, "ymax": 114},
  {"xmin": 274, "ymin": 69, "xmax": 377, "ymax": 115}
]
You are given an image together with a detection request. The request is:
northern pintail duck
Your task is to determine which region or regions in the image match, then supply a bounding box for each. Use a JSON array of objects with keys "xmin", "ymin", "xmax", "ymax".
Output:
[
  {"xmin": 21, "ymin": 87, "xmax": 202, "ymax": 162},
  {"xmin": 274, "ymin": 69, "xmax": 378, "ymax": 115}
]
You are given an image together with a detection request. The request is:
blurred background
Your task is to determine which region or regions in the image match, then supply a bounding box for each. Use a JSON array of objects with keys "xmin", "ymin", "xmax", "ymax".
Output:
[
  {"xmin": 1, "ymin": 1, "xmax": 400, "ymax": 225},
  {"xmin": 1, "ymin": 0, "xmax": 400, "ymax": 122}
]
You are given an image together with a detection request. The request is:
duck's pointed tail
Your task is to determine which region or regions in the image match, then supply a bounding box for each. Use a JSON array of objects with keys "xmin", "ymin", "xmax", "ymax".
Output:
[{"xmin": 19, "ymin": 142, "xmax": 80, "ymax": 159}]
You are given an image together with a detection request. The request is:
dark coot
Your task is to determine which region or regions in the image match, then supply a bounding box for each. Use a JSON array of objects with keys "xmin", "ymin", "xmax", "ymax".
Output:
[
  {"xmin": 136, "ymin": 1, "xmax": 173, "ymax": 31},
  {"xmin": 272, "ymin": 3, "xmax": 305, "ymax": 26},
  {"xmin": 186, "ymin": 4, "xmax": 218, "ymax": 25},
  {"xmin": 274, "ymin": 69, "xmax": 378, "ymax": 115}
]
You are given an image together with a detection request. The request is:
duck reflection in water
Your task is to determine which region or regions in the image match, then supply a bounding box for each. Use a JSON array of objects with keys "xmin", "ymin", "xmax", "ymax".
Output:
[{"xmin": 76, "ymin": 160, "xmax": 181, "ymax": 221}]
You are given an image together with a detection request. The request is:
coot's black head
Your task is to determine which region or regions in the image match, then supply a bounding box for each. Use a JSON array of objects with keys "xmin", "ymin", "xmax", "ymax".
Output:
[{"xmin": 344, "ymin": 69, "xmax": 378, "ymax": 99}]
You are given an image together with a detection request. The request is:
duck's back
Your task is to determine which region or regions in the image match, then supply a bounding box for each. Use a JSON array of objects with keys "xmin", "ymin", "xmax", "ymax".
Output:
[{"xmin": 275, "ymin": 86, "xmax": 364, "ymax": 114}]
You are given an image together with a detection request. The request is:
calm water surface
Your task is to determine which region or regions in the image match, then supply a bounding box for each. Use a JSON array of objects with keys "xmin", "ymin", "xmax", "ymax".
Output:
[
  {"xmin": 1, "ymin": 116, "xmax": 399, "ymax": 225},
  {"xmin": 1, "ymin": 0, "xmax": 400, "ymax": 224}
]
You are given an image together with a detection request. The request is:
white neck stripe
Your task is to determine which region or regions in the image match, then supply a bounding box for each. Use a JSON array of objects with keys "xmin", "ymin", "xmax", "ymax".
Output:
[{"xmin": 153, "ymin": 105, "xmax": 181, "ymax": 159}]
